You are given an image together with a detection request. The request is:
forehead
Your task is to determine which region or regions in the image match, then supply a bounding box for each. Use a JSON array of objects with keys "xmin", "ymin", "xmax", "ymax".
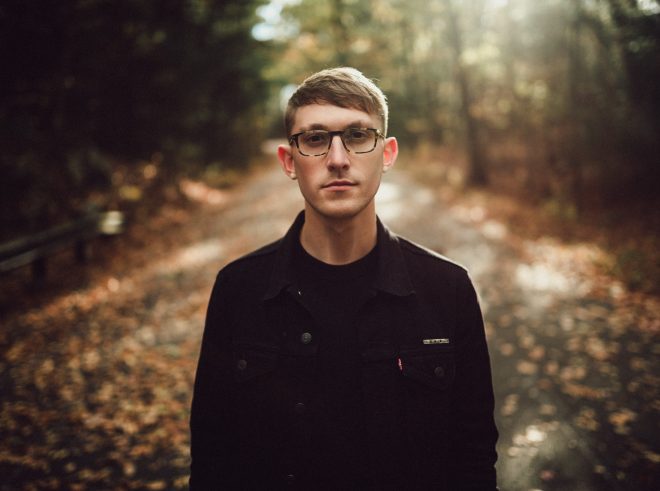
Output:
[{"xmin": 292, "ymin": 103, "xmax": 380, "ymax": 132}]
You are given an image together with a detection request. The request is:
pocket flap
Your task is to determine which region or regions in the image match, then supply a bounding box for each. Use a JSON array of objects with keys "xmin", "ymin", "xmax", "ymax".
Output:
[
  {"xmin": 232, "ymin": 344, "xmax": 278, "ymax": 383},
  {"xmin": 400, "ymin": 348, "xmax": 455, "ymax": 390}
]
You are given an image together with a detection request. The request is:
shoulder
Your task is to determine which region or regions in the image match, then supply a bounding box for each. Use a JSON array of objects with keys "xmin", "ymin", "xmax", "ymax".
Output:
[
  {"xmin": 228, "ymin": 238, "xmax": 281, "ymax": 267},
  {"xmin": 390, "ymin": 233, "xmax": 476, "ymax": 298},
  {"xmin": 392, "ymin": 234, "xmax": 479, "ymax": 309},
  {"xmin": 396, "ymin": 235, "xmax": 468, "ymax": 276},
  {"xmin": 214, "ymin": 238, "xmax": 281, "ymax": 285}
]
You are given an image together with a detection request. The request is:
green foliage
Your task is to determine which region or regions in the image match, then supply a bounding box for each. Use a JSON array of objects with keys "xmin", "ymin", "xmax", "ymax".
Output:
[
  {"xmin": 0, "ymin": 0, "xmax": 269, "ymax": 238},
  {"xmin": 265, "ymin": 0, "xmax": 659, "ymax": 201}
]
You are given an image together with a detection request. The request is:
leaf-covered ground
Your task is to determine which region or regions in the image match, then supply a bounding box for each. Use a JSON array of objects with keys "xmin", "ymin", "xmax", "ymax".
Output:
[{"xmin": 1, "ymin": 159, "xmax": 658, "ymax": 490}]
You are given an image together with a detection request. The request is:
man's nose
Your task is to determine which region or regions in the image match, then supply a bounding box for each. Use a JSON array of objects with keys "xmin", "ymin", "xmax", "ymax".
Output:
[{"xmin": 326, "ymin": 134, "xmax": 350, "ymax": 170}]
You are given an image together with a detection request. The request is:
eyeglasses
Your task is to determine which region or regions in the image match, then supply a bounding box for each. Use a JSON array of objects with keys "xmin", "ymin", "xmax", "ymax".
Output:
[{"xmin": 288, "ymin": 128, "xmax": 384, "ymax": 157}]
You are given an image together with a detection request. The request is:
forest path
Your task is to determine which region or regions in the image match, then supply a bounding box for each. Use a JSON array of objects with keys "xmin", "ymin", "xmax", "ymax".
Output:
[{"xmin": 1, "ymin": 157, "xmax": 657, "ymax": 490}]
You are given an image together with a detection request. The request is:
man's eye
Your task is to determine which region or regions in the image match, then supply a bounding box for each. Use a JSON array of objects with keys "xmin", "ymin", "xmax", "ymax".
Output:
[
  {"xmin": 347, "ymin": 129, "xmax": 369, "ymax": 140},
  {"xmin": 302, "ymin": 132, "xmax": 328, "ymax": 146}
]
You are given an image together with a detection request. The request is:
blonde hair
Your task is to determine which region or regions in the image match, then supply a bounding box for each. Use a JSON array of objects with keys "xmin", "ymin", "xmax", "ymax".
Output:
[{"xmin": 284, "ymin": 67, "xmax": 388, "ymax": 137}]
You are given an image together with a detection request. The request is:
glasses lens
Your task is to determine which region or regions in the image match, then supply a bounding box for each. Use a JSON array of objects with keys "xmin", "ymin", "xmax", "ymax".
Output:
[
  {"xmin": 343, "ymin": 128, "xmax": 376, "ymax": 153},
  {"xmin": 299, "ymin": 131, "xmax": 330, "ymax": 155}
]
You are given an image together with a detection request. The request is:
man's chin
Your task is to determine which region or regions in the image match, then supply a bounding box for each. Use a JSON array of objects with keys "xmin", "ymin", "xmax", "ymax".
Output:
[{"xmin": 306, "ymin": 200, "xmax": 374, "ymax": 222}]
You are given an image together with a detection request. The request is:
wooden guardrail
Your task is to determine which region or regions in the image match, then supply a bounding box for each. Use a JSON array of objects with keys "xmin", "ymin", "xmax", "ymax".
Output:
[{"xmin": 0, "ymin": 210, "xmax": 124, "ymax": 282}]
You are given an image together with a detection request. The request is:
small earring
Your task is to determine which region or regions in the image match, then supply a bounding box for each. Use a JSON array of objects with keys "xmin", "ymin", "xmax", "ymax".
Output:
[{"xmin": 290, "ymin": 174, "xmax": 297, "ymax": 180}]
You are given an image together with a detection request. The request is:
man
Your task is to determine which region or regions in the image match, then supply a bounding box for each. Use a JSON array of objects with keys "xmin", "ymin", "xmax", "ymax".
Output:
[{"xmin": 190, "ymin": 67, "xmax": 498, "ymax": 490}]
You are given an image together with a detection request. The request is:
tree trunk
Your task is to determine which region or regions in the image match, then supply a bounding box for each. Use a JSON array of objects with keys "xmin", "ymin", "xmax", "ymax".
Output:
[
  {"xmin": 330, "ymin": 0, "xmax": 350, "ymax": 66},
  {"xmin": 566, "ymin": 1, "xmax": 585, "ymax": 215},
  {"xmin": 444, "ymin": 0, "xmax": 487, "ymax": 186}
]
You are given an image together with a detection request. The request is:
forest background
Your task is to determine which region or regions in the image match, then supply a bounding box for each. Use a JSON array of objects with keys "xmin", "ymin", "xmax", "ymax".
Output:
[{"xmin": 1, "ymin": 0, "xmax": 658, "ymax": 292}]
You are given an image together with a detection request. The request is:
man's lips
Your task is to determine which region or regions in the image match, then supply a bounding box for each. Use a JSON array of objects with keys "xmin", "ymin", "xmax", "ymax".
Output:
[{"xmin": 322, "ymin": 180, "xmax": 356, "ymax": 189}]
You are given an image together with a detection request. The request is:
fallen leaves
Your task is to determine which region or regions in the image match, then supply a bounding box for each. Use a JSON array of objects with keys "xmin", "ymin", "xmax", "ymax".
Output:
[
  {"xmin": 563, "ymin": 382, "xmax": 610, "ymax": 401},
  {"xmin": 0, "ymin": 207, "xmax": 213, "ymax": 489},
  {"xmin": 501, "ymin": 394, "xmax": 519, "ymax": 417},
  {"xmin": 575, "ymin": 407, "xmax": 600, "ymax": 431},
  {"xmin": 608, "ymin": 409, "xmax": 637, "ymax": 435},
  {"xmin": 516, "ymin": 360, "xmax": 539, "ymax": 375}
]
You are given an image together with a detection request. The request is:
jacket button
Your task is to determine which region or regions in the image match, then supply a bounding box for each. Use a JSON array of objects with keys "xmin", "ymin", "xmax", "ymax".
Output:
[
  {"xmin": 237, "ymin": 359, "xmax": 247, "ymax": 371},
  {"xmin": 300, "ymin": 332, "xmax": 312, "ymax": 344},
  {"xmin": 287, "ymin": 473, "xmax": 296, "ymax": 484},
  {"xmin": 294, "ymin": 402, "xmax": 306, "ymax": 414},
  {"xmin": 434, "ymin": 366, "xmax": 445, "ymax": 378}
]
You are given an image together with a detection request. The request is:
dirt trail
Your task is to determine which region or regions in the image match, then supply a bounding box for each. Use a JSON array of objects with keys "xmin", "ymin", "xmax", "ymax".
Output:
[
  {"xmin": 381, "ymin": 169, "xmax": 658, "ymax": 491},
  {"xmin": 1, "ymin": 161, "xmax": 657, "ymax": 490}
]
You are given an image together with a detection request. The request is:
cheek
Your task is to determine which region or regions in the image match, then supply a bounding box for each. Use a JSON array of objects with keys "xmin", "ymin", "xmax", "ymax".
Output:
[
  {"xmin": 294, "ymin": 167, "xmax": 319, "ymax": 195},
  {"xmin": 365, "ymin": 162, "xmax": 384, "ymax": 189},
  {"xmin": 296, "ymin": 165, "xmax": 314, "ymax": 182}
]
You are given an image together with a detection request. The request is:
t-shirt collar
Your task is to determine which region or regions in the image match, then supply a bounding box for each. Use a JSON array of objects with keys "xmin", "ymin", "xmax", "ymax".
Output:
[{"xmin": 263, "ymin": 211, "xmax": 415, "ymax": 301}]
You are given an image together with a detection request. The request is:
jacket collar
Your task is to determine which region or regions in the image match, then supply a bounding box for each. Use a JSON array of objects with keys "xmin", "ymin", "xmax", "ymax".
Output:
[{"xmin": 263, "ymin": 210, "xmax": 415, "ymax": 300}]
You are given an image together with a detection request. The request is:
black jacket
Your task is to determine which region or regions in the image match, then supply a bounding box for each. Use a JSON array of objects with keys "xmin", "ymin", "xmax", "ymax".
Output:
[{"xmin": 190, "ymin": 212, "xmax": 498, "ymax": 490}]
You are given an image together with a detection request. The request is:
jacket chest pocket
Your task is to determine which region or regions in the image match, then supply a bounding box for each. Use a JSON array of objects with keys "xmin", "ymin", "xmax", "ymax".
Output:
[
  {"xmin": 399, "ymin": 347, "xmax": 455, "ymax": 391},
  {"xmin": 398, "ymin": 346, "xmax": 455, "ymax": 453},
  {"xmin": 230, "ymin": 344, "xmax": 293, "ymax": 439},
  {"xmin": 231, "ymin": 343, "xmax": 284, "ymax": 420},
  {"xmin": 360, "ymin": 344, "xmax": 456, "ymax": 399},
  {"xmin": 359, "ymin": 343, "xmax": 456, "ymax": 468}
]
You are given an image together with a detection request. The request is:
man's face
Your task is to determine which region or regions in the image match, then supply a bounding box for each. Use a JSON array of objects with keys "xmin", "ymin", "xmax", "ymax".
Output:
[{"xmin": 278, "ymin": 103, "xmax": 398, "ymax": 223}]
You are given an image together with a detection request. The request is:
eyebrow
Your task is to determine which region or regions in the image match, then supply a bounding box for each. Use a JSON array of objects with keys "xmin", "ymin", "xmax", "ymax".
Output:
[{"xmin": 298, "ymin": 120, "xmax": 374, "ymax": 132}]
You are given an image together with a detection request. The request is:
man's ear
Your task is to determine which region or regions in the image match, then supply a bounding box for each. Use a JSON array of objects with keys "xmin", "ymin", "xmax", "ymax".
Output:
[
  {"xmin": 382, "ymin": 137, "xmax": 398, "ymax": 173},
  {"xmin": 277, "ymin": 144, "xmax": 297, "ymax": 180}
]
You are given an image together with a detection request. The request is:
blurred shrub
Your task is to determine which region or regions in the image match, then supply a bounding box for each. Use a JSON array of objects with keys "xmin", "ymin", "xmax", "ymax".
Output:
[{"xmin": 0, "ymin": 0, "xmax": 268, "ymax": 239}]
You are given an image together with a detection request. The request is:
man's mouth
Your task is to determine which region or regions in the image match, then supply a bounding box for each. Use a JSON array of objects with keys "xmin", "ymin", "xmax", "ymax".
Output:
[{"xmin": 322, "ymin": 180, "xmax": 356, "ymax": 189}]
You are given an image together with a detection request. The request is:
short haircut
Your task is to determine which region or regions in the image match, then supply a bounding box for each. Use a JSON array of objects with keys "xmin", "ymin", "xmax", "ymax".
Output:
[{"xmin": 284, "ymin": 67, "xmax": 389, "ymax": 137}]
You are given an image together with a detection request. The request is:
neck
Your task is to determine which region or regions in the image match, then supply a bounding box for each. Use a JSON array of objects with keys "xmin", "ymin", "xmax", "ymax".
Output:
[{"xmin": 300, "ymin": 206, "xmax": 377, "ymax": 265}]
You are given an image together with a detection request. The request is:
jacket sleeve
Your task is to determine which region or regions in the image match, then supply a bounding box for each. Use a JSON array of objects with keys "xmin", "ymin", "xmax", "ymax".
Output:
[
  {"xmin": 448, "ymin": 271, "xmax": 499, "ymax": 490},
  {"xmin": 189, "ymin": 271, "xmax": 236, "ymax": 489}
]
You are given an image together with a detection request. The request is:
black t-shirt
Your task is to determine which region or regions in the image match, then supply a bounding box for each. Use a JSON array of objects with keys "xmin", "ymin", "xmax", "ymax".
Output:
[{"xmin": 293, "ymin": 236, "xmax": 378, "ymax": 487}]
